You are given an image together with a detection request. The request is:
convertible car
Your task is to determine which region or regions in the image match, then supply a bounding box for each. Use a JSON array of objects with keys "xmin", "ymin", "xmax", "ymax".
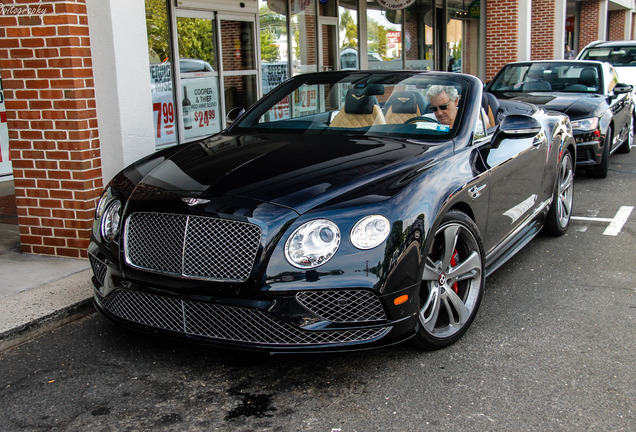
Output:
[
  {"xmin": 89, "ymin": 70, "xmax": 576, "ymax": 352},
  {"xmin": 485, "ymin": 60, "xmax": 633, "ymax": 178}
]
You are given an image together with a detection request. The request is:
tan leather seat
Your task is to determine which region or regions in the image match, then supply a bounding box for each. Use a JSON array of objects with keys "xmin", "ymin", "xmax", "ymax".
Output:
[
  {"xmin": 384, "ymin": 91, "xmax": 424, "ymax": 124},
  {"xmin": 329, "ymin": 89, "xmax": 386, "ymax": 128}
]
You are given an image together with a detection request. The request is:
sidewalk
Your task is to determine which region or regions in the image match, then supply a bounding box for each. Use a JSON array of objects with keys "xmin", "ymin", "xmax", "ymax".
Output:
[{"xmin": 0, "ymin": 179, "xmax": 94, "ymax": 351}]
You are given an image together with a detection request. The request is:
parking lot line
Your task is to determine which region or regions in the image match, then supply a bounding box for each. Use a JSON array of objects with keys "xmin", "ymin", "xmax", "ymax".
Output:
[{"xmin": 571, "ymin": 206, "xmax": 633, "ymax": 236}]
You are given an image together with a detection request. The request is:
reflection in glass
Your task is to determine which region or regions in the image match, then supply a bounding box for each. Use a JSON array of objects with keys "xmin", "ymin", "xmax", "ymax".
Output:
[
  {"xmin": 291, "ymin": 0, "xmax": 317, "ymax": 75},
  {"xmin": 339, "ymin": 0, "xmax": 358, "ymax": 70},
  {"xmin": 404, "ymin": 0, "xmax": 434, "ymax": 71},
  {"xmin": 367, "ymin": 0, "xmax": 402, "ymax": 71},
  {"xmin": 259, "ymin": 0, "xmax": 289, "ymax": 94}
]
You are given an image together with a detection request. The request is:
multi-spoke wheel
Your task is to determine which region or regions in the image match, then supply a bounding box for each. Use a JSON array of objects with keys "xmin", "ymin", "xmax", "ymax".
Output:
[
  {"xmin": 413, "ymin": 210, "xmax": 484, "ymax": 350},
  {"xmin": 618, "ymin": 115, "xmax": 633, "ymax": 154},
  {"xmin": 544, "ymin": 151, "xmax": 574, "ymax": 236}
]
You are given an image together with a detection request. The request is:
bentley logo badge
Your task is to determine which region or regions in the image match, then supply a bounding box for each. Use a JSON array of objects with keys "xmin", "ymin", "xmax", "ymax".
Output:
[
  {"xmin": 398, "ymin": 97, "xmax": 410, "ymax": 102},
  {"xmin": 182, "ymin": 197, "xmax": 210, "ymax": 206}
]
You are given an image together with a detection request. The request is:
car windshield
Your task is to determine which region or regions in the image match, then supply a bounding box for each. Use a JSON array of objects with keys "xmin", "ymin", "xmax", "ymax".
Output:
[
  {"xmin": 232, "ymin": 72, "xmax": 469, "ymax": 139},
  {"xmin": 489, "ymin": 62, "xmax": 602, "ymax": 93},
  {"xmin": 579, "ymin": 46, "xmax": 636, "ymax": 66}
]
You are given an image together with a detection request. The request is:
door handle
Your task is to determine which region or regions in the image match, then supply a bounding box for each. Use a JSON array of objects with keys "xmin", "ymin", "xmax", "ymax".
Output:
[{"xmin": 469, "ymin": 184, "xmax": 486, "ymax": 199}]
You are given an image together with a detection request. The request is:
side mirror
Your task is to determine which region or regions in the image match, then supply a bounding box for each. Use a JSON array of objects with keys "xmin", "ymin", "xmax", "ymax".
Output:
[
  {"xmin": 612, "ymin": 83, "xmax": 633, "ymax": 95},
  {"xmin": 491, "ymin": 114, "xmax": 542, "ymax": 148},
  {"xmin": 226, "ymin": 107, "xmax": 245, "ymax": 126}
]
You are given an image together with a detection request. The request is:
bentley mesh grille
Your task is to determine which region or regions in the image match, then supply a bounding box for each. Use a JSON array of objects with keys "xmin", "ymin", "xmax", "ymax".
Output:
[
  {"xmin": 124, "ymin": 212, "xmax": 261, "ymax": 282},
  {"xmin": 99, "ymin": 290, "xmax": 390, "ymax": 346},
  {"xmin": 296, "ymin": 290, "xmax": 386, "ymax": 323},
  {"xmin": 89, "ymin": 254, "xmax": 107, "ymax": 286}
]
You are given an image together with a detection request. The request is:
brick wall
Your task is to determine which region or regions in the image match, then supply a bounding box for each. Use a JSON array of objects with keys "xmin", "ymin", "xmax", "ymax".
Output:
[
  {"xmin": 608, "ymin": 10, "xmax": 627, "ymax": 41},
  {"xmin": 579, "ymin": 0, "xmax": 600, "ymax": 49},
  {"xmin": 0, "ymin": 0, "xmax": 102, "ymax": 258},
  {"xmin": 486, "ymin": 0, "xmax": 519, "ymax": 80},
  {"xmin": 531, "ymin": 0, "xmax": 556, "ymax": 60}
]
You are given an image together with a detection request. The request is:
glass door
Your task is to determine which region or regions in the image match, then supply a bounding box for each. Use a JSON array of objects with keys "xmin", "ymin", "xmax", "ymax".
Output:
[
  {"xmin": 173, "ymin": 10, "xmax": 222, "ymax": 142},
  {"xmin": 218, "ymin": 14, "xmax": 259, "ymax": 124}
]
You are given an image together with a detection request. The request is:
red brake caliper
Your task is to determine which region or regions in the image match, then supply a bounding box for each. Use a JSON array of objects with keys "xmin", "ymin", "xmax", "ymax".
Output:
[{"xmin": 450, "ymin": 251, "xmax": 459, "ymax": 294}]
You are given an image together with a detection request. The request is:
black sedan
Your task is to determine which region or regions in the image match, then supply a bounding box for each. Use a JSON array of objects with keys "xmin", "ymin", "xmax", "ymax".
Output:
[
  {"xmin": 89, "ymin": 70, "xmax": 576, "ymax": 352},
  {"xmin": 485, "ymin": 60, "xmax": 633, "ymax": 178}
]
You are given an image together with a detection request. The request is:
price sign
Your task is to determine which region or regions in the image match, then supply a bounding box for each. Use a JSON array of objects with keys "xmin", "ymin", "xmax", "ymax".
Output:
[
  {"xmin": 182, "ymin": 77, "xmax": 220, "ymax": 140},
  {"xmin": 150, "ymin": 63, "xmax": 176, "ymax": 146}
]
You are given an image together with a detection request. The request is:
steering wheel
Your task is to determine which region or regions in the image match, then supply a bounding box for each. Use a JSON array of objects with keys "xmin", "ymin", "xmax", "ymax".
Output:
[{"xmin": 405, "ymin": 116, "xmax": 440, "ymax": 125}]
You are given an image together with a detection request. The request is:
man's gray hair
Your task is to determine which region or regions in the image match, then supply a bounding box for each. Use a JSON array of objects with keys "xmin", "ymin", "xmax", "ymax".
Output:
[{"xmin": 426, "ymin": 85, "xmax": 459, "ymax": 102}]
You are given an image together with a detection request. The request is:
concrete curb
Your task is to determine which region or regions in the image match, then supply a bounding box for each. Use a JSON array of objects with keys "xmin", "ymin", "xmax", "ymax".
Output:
[{"xmin": 0, "ymin": 269, "xmax": 95, "ymax": 352}]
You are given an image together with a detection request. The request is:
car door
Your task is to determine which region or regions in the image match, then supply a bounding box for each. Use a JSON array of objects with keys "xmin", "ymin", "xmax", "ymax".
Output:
[
  {"xmin": 475, "ymin": 114, "xmax": 549, "ymax": 255},
  {"xmin": 605, "ymin": 64, "xmax": 631, "ymax": 151}
]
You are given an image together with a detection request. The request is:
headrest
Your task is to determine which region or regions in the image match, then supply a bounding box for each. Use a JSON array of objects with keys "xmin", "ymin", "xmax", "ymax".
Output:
[
  {"xmin": 580, "ymin": 67, "xmax": 598, "ymax": 87},
  {"xmin": 352, "ymin": 83, "xmax": 385, "ymax": 96},
  {"xmin": 526, "ymin": 68, "xmax": 545, "ymax": 80},
  {"xmin": 389, "ymin": 91, "xmax": 418, "ymax": 114},
  {"xmin": 344, "ymin": 89, "xmax": 375, "ymax": 114}
]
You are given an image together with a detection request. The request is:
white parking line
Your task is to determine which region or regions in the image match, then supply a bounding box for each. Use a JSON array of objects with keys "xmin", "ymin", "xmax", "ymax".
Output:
[{"xmin": 571, "ymin": 206, "xmax": 633, "ymax": 236}]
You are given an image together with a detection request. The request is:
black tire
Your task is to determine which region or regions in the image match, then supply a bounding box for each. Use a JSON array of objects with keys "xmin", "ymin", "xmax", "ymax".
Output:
[
  {"xmin": 544, "ymin": 151, "xmax": 574, "ymax": 236},
  {"xmin": 618, "ymin": 115, "xmax": 633, "ymax": 154},
  {"xmin": 413, "ymin": 210, "xmax": 485, "ymax": 350},
  {"xmin": 591, "ymin": 126, "xmax": 611, "ymax": 178}
]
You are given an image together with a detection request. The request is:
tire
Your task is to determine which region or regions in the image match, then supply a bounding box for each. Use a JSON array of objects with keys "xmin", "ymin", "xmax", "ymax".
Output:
[
  {"xmin": 544, "ymin": 151, "xmax": 574, "ymax": 236},
  {"xmin": 618, "ymin": 115, "xmax": 633, "ymax": 154},
  {"xmin": 413, "ymin": 210, "xmax": 485, "ymax": 350},
  {"xmin": 590, "ymin": 125, "xmax": 611, "ymax": 178}
]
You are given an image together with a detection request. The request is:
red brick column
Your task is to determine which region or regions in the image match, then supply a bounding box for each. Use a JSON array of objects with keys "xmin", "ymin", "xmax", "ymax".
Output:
[
  {"xmin": 531, "ymin": 0, "xmax": 557, "ymax": 60},
  {"xmin": 579, "ymin": 0, "xmax": 601, "ymax": 49},
  {"xmin": 608, "ymin": 10, "xmax": 627, "ymax": 41},
  {"xmin": 485, "ymin": 0, "xmax": 519, "ymax": 81},
  {"xmin": 0, "ymin": 0, "xmax": 102, "ymax": 258}
]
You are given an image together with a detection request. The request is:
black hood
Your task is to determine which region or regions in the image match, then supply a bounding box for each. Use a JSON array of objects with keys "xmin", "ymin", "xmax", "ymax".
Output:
[
  {"xmin": 128, "ymin": 133, "xmax": 438, "ymax": 214},
  {"xmin": 495, "ymin": 92, "xmax": 604, "ymax": 120}
]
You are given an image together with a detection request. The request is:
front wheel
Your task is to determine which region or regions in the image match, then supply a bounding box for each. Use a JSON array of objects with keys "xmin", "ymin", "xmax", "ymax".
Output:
[
  {"xmin": 591, "ymin": 126, "xmax": 611, "ymax": 178},
  {"xmin": 413, "ymin": 210, "xmax": 485, "ymax": 350},
  {"xmin": 544, "ymin": 151, "xmax": 574, "ymax": 236},
  {"xmin": 618, "ymin": 115, "xmax": 633, "ymax": 154}
]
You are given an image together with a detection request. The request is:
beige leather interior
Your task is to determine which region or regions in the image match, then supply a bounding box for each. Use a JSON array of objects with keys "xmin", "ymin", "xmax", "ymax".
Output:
[
  {"xmin": 329, "ymin": 103, "xmax": 386, "ymax": 128},
  {"xmin": 385, "ymin": 106, "xmax": 421, "ymax": 124}
]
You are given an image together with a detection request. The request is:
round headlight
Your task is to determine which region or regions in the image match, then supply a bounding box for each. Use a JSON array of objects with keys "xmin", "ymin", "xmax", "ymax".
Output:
[
  {"xmin": 285, "ymin": 219, "xmax": 341, "ymax": 269},
  {"xmin": 95, "ymin": 191, "xmax": 109, "ymax": 219},
  {"xmin": 351, "ymin": 215, "xmax": 390, "ymax": 250},
  {"xmin": 100, "ymin": 200, "xmax": 122, "ymax": 243}
]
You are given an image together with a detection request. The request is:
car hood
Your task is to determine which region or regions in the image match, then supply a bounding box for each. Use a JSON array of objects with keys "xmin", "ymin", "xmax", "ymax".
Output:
[
  {"xmin": 495, "ymin": 92, "xmax": 603, "ymax": 120},
  {"xmin": 128, "ymin": 133, "xmax": 437, "ymax": 215}
]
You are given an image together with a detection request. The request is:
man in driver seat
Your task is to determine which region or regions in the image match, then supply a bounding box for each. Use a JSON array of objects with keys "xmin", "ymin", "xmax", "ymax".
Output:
[{"xmin": 426, "ymin": 85, "xmax": 460, "ymax": 128}]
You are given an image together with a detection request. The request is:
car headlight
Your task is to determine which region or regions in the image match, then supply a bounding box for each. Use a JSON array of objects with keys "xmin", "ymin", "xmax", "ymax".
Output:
[
  {"xmin": 350, "ymin": 215, "xmax": 391, "ymax": 250},
  {"xmin": 285, "ymin": 219, "xmax": 341, "ymax": 269},
  {"xmin": 100, "ymin": 200, "xmax": 122, "ymax": 243},
  {"xmin": 95, "ymin": 191, "xmax": 109, "ymax": 219},
  {"xmin": 570, "ymin": 117, "xmax": 599, "ymax": 131}
]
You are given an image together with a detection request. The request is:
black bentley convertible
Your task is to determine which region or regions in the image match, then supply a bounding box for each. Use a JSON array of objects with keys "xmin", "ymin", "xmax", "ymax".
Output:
[
  {"xmin": 485, "ymin": 60, "xmax": 633, "ymax": 178},
  {"xmin": 89, "ymin": 70, "xmax": 576, "ymax": 352}
]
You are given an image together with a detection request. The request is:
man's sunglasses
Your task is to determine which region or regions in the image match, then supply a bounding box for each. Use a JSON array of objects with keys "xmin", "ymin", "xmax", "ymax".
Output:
[{"xmin": 430, "ymin": 104, "xmax": 449, "ymax": 112}]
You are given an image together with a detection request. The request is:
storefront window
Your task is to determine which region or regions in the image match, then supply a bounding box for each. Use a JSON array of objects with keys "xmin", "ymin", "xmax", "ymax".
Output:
[
  {"xmin": 367, "ymin": 1, "xmax": 403, "ymax": 71},
  {"xmin": 291, "ymin": 0, "xmax": 318, "ymax": 75},
  {"xmin": 146, "ymin": 0, "xmax": 178, "ymax": 148},
  {"xmin": 177, "ymin": 14, "xmax": 222, "ymax": 141},
  {"xmin": 260, "ymin": 0, "xmax": 288, "ymax": 94},
  {"xmin": 447, "ymin": 0, "xmax": 467, "ymax": 73},
  {"xmin": 339, "ymin": 0, "xmax": 359, "ymax": 70},
  {"xmin": 404, "ymin": 0, "xmax": 434, "ymax": 71},
  {"xmin": 220, "ymin": 19, "xmax": 258, "ymax": 114}
]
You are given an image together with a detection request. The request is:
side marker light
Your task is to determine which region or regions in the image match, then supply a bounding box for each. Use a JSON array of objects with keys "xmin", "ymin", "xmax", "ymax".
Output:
[{"xmin": 394, "ymin": 295, "xmax": 408, "ymax": 306}]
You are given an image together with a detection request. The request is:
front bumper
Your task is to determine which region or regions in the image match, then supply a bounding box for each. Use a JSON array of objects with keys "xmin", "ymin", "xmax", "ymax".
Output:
[
  {"xmin": 90, "ymin": 254, "xmax": 419, "ymax": 352},
  {"xmin": 574, "ymin": 131, "xmax": 603, "ymax": 166}
]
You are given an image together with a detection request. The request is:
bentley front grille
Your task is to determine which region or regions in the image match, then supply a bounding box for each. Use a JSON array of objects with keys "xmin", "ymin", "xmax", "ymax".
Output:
[
  {"xmin": 98, "ymin": 289, "xmax": 390, "ymax": 346},
  {"xmin": 124, "ymin": 212, "xmax": 261, "ymax": 282},
  {"xmin": 296, "ymin": 290, "xmax": 386, "ymax": 323}
]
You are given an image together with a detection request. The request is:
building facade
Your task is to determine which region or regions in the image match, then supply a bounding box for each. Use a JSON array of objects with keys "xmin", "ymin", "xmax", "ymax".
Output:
[{"xmin": 0, "ymin": 0, "xmax": 634, "ymax": 258}]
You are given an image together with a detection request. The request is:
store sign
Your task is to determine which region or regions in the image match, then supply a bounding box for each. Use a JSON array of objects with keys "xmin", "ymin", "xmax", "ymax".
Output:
[
  {"xmin": 0, "ymin": 76, "xmax": 12, "ymax": 177},
  {"xmin": 182, "ymin": 77, "xmax": 221, "ymax": 140},
  {"xmin": 469, "ymin": 0, "xmax": 480, "ymax": 19},
  {"xmin": 150, "ymin": 63, "xmax": 176, "ymax": 146},
  {"xmin": 377, "ymin": 0, "xmax": 416, "ymax": 10}
]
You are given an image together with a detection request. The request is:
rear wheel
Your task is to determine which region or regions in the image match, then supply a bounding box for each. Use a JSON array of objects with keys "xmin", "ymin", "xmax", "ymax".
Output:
[
  {"xmin": 591, "ymin": 125, "xmax": 611, "ymax": 178},
  {"xmin": 413, "ymin": 210, "xmax": 485, "ymax": 350},
  {"xmin": 618, "ymin": 115, "xmax": 633, "ymax": 154},
  {"xmin": 544, "ymin": 151, "xmax": 574, "ymax": 236}
]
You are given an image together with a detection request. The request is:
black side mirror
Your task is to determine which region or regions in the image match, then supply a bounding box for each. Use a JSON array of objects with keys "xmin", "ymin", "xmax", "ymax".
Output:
[
  {"xmin": 226, "ymin": 107, "xmax": 245, "ymax": 126},
  {"xmin": 612, "ymin": 83, "xmax": 633, "ymax": 95},
  {"xmin": 491, "ymin": 114, "xmax": 542, "ymax": 148}
]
